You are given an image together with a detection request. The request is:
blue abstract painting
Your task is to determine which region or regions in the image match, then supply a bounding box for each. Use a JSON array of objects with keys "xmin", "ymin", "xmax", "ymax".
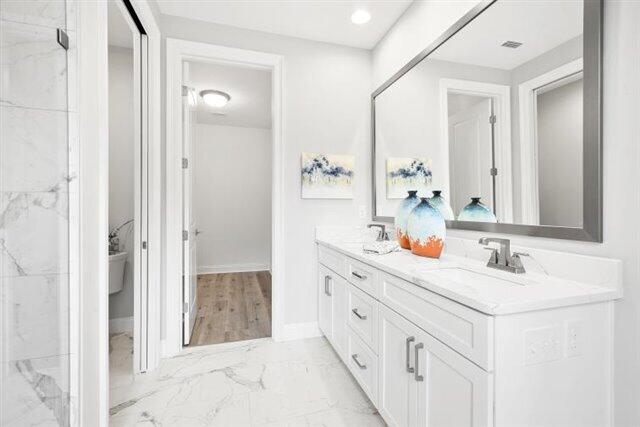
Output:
[
  {"xmin": 386, "ymin": 157, "xmax": 432, "ymax": 199},
  {"xmin": 301, "ymin": 153, "xmax": 354, "ymax": 199}
]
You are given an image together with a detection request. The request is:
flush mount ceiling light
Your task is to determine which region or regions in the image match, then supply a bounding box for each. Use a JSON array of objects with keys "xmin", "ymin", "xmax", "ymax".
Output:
[
  {"xmin": 351, "ymin": 9, "xmax": 371, "ymax": 25},
  {"xmin": 200, "ymin": 90, "xmax": 231, "ymax": 108}
]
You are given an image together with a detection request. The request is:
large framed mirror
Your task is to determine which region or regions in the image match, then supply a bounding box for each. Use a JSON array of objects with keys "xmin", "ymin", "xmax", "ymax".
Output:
[{"xmin": 372, "ymin": 0, "xmax": 602, "ymax": 242}]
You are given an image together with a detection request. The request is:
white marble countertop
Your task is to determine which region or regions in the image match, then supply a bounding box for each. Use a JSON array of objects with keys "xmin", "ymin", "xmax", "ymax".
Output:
[{"xmin": 316, "ymin": 237, "xmax": 622, "ymax": 316}]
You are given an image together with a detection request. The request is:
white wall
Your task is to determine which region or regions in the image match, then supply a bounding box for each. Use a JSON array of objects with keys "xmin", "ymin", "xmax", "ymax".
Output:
[
  {"xmin": 372, "ymin": 1, "xmax": 640, "ymax": 425},
  {"xmin": 108, "ymin": 46, "xmax": 135, "ymax": 320},
  {"xmin": 160, "ymin": 16, "xmax": 372, "ymax": 329},
  {"xmin": 194, "ymin": 124, "xmax": 272, "ymax": 273}
]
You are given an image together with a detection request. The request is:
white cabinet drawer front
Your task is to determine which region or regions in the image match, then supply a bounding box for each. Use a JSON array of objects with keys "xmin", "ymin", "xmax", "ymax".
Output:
[
  {"xmin": 346, "ymin": 257, "xmax": 379, "ymax": 297},
  {"xmin": 380, "ymin": 272, "xmax": 493, "ymax": 371},
  {"xmin": 347, "ymin": 284, "xmax": 379, "ymax": 353},
  {"xmin": 318, "ymin": 245, "xmax": 346, "ymax": 277},
  {"xmin": 347, "ymin": 327, "xmax": 379, "ymax": 405}
]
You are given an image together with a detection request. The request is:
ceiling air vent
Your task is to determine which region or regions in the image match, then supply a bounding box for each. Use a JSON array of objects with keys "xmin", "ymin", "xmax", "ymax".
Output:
[{"xmin": 501, "ymin": 40, "xmax": 523, "ymax": 49}]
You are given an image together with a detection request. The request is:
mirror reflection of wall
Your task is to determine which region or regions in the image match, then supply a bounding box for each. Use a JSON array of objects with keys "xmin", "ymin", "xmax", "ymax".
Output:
[{"xmin": 374, "ymin": 0, "xmax": 585, "ymax": 228}]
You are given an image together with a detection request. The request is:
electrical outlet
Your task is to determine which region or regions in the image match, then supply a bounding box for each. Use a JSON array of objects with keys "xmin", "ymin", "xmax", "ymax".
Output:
[
  {"xmin": 358, "ymin": 205, "xmax": 367, "ymax": 219},
  {"xmin": 565, "ymin": 320, "xmax": 583, "ymax": 357},
  {"xmin": 524, "ymin": 326, "xmax": 562, "ymax": 366}
]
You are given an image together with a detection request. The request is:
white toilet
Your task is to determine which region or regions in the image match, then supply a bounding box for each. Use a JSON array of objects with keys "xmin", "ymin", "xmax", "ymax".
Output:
[{"xmin": 109, "ymin": 251, "xmax": 127, "ymax": 294}]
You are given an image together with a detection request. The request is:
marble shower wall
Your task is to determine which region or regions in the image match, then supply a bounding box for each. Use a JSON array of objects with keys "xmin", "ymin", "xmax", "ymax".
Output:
[{"xmin": 0, "ymin": 0, "xmax": 76, "ymax": 425}]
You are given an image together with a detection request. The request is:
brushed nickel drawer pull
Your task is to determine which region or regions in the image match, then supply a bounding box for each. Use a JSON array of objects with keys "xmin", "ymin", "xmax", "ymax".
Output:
[
  {"xmin": 324, "ymin": 275, "xmax": 332, "ymax": 296},
  {"xmin": 414, "ymin": 343, "xmax": 424, "ymax": 382},
  {"xmin": 406, "ymin": 336, "xmax": 415, "ymax": 373},
  {"xmin": 351, "ymin": 308, "xmax": 367, "ymax": 320},
  {"xmin": 351, "ymin": 354, "xmax": 367, "ymax": 369}
]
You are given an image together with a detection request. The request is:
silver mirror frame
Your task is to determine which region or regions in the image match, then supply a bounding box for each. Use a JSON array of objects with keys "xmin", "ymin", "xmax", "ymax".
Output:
[{"xmin": 371, "ymin": 0, "xmax": 603, "ymax": 242}]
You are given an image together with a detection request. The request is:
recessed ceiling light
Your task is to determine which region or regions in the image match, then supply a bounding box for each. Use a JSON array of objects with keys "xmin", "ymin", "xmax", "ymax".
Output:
[
  {"xmin": 200, "ymin": 90, "xmax": 231, "ymax": 108},
  {"xmin": 351, "ymin": 9, "xmax": 371, "ymax": 25}
]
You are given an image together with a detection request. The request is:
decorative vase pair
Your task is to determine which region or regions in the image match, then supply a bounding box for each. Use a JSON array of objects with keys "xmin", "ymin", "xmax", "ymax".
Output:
[{"xmin": 395, "ymin": 190, "xmax": 449, "ymax": 259}]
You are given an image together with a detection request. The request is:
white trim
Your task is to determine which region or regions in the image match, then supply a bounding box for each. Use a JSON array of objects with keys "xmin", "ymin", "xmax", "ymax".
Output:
[
  {"xmin": 109, "ymin": 317, "xmax": 134, "ymax": 333},
  {"xmin": 439, "ymin": 78, "xmax": 513, "ymax": 223},
  {"xmin": 165, "ymin": 39, "xmax": 285, "ymax": 358},
  {"xmin": 518, "ymin": 58, "xmax": 583, "ymax": 225},
  {"xmin": 280, "ymin": 322, "xmax": 323, "ymax": 341},
  {"xmin": 197, "ymin": 263, "xmax": 271, "ymax": 275}
]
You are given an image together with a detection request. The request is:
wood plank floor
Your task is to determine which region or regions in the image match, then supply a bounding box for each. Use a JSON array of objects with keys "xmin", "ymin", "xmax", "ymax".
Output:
[{"xmin": 188, "ymin": 271, "xmax": 272, "ymax": 347}]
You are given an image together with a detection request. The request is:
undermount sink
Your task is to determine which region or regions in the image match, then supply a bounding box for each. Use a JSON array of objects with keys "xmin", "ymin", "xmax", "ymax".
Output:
[{"xmin": 427, "ymin": 267, "xmax": 538, "ymax": 287}]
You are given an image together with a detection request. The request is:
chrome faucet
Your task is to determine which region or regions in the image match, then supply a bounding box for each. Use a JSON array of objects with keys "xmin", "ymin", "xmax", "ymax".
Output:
[
  {"xmin": 478, "ymin": 237, "xmax": 528, "ymax": 274},
  {"xmin": 367, "ymin": 224, "xmax": 389, "ymax": 242}
]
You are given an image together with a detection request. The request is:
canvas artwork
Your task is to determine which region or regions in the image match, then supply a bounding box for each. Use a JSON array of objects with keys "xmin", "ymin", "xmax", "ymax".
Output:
[
  {"xmin": 301, "ymin": 153, "xmax": 355, "ymax": 199},
  {"xmin": 386, "ymin": 157, "xmax": 433, "ymax": 199}
]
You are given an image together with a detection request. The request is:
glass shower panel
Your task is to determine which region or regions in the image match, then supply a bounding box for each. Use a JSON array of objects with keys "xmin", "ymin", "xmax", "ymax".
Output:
[{"xmin": 1, "ymin": 0, "xmax": 72, "ymax": 425}]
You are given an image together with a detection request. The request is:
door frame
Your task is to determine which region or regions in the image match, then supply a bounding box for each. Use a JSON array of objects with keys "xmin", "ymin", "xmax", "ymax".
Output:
[
  {"xmin": 518, "ymin": 58, "xmax": 583, "ymax": 225},
  {"xmin": 77, "ymin": 0, "xmax": 161, "ymax": 424},
  {"xmin": 164, "ymin": 39, "xmax": 285, "ymax": 357},
  {"xmin": 439, "ymin": 78, "xmax": 513, "ymax": 222}
]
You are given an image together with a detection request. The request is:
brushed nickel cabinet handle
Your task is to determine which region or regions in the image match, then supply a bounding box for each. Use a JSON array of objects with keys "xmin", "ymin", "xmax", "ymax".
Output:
[
  {"xmin": 414, "ymin": 343, "xmax": 424, "ymax": 382},
  {"xmin": 351, "ymin": 308, "xmax": 367, "ymax": 320},
  {"xmin": 406, "ymin": 336, "xmax": 415, "ymax": 373},
  {"xmin": 324, "ymin": 275, "xmax": 332, "ymax": 296},
  {"xmin": 351, "ymin": 354, "xmax": 367, "ymax": 369},
  {"xmin": 351, "ymin": 271, "xmax": 366, "ymax": 280}
]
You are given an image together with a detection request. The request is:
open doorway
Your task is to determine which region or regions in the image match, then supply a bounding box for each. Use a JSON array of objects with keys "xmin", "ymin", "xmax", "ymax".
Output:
[
  {"xmin": 107, "ymin": 0, "xmax": 149, "ymax": 388},
  {"xmin": 182, "ymin": 60, "xmax": 273, "ymax": 347}
]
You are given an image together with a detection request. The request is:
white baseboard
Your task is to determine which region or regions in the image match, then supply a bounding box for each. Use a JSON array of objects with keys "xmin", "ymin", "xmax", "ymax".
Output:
[
  {"xmin": 279, "ymin": 321, "xmax": 322, "ymax": 341},
  {"xmin": 197, "ymin": 263, "xmax": 270, "ymax": 275},
  {"xmin": 109, "ymin": 316, "xmax": 133, "ymax": 333}
]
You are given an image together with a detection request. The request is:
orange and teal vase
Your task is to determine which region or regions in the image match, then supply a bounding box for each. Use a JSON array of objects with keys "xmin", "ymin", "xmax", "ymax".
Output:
[
  {"xmin": 394, "ymin": 190, "xmax": 421, "ymax": 249},
  {"xmin": 428, "ymin": 190, "xmax": 454, "ymax": 221},
  {"xmin": 457, "ymin": 197, "xmax": 497, "ymax": 223},
  {"xmin": 407, "ymin": 198, "xmax": 446, "ymax": 259}
]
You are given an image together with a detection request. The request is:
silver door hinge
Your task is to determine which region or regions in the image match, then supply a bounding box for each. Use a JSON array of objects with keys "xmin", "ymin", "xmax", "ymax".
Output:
[
  {"xmin": 489, "ymin": 115, "xmax": 497, "ymax": 124},
  {"xmin": 142, "ymin": 241, "xmax": 147, "ymax": 250},
  {"xmin": 183, "ymin": 302, "xmax": 189, "ymax": 314},
  {"xmin": 182, "ymin": 158, "xmax": 188, "ymax": 169},
  {"xmin": 57, "ymin": 29, "xmax": 69, "ymax": 50},
  {"xmin": 490, "ymin": 167, "xmax": 498, "ymax": 176},
  {"xmin": 182, "ymin": 230, "xmax": 188, "ymax": 241}
]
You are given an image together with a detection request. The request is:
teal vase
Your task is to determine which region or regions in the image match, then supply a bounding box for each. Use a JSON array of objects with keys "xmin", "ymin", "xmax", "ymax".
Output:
[
  {"xmin": 395, "ymin": 190, "xmax": 421, "ymax": 249},
  {"xmin": 428, "ymin": 190, "xmax": 454, "ymax": 221},
  {"xmin": 407, "ymin": 198, "xmax": 446, "ymax": 259},
  {"xmin": 457, "ymin": 197, "xmax": 497, "ymax": 223}
]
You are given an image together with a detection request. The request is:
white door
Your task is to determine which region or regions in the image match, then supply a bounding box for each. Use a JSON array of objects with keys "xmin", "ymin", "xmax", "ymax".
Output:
[
  {"xmin": 181, "ymin": 76, "xmax": 198, "ymax": 346},
  {"xmin": 378, "ymin": 305, "xmax": 421, "ymax": 427},
  {"xmin": 415, "ymin": 330, "xmax": 493, "ymax": 427},
  {"xmin": 448, "ymin": 98, "xmax": 494, "ymax": 215},
  {"xmin": 318, "ymin": 265, "xmax": 333, "ymax": 339}
]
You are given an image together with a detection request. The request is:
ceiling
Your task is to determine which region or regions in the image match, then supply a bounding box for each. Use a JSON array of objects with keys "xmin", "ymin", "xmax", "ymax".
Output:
[
  {"xmin": 187, "ymin": 61, "xmax": 272, "ymax": 129},
  {"xmin": 431, "ymin": 1, "xmax": 583, "ymax": 70},
  {"xmin": 108, "ymin": 1, "xmax": 134, "ymax": 48},
  {"xmin": 157, "ymin": 0, "xmax": 413, "ymax": 49}
]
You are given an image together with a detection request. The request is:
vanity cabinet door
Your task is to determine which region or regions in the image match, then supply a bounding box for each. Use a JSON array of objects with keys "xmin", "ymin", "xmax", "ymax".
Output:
[
  {"xmin": 318, "ymin": 265, "xmax": 334, "ymax": 339},
  {"xmin": 331, "ymin": 274, "xmax": 348, "ymax": 360},
  {"xmin": 378, "ymin": 305, "xmax": 421, "ymax": 427},
  {"xmin": 415, "ymin": 330, "xmax": 493, "ymax": 427}
]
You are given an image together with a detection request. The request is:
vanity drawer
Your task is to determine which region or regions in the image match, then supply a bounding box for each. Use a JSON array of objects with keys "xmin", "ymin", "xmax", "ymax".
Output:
[
  {"xmin": 379, "ymin": 272, "xmax": 494, "ymax": 371},
  {"xmin": 347, "ymin": 326, "xmax": 379, "ymax": 405},
  {"xmin": 347, "ymin": 284, "xmax": 379, "ymax": 353},
  {"xmin": 346, "ymin": 257, "xmax": 379, "ymax": 297},
  {"xmin": 318, "ymin": 245, "xmax": 345, "ymax": 277}
]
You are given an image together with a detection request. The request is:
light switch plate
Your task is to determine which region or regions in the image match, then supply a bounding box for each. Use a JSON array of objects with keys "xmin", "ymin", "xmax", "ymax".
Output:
[
  {"xmin": 565, "ymin": 320, "xmax": 583, "ymax": 357},
  {"xmin": 524, "ymin": 326, "xmax": 562, "ymax": 366}
]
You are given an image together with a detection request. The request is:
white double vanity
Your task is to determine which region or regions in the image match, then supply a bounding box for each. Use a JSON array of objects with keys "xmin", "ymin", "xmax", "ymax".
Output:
[{"xmin": 316, "ymin": 228, "xmax": 621, "ymax": 427}]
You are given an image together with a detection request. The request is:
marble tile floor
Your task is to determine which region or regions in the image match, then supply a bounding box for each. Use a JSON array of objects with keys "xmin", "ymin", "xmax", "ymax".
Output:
[{"xmin": 109, "ymin": 332, "xmax": 385, "ymax": 426}]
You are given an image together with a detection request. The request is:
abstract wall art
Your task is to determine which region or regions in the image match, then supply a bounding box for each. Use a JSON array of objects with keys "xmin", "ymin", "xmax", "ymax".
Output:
[
  {"xmin": 386, "ymin": 157, "xmax": 432, "ymax": 199},
  {"xmin": 301, "ymin": 153, "xmax": 355, "ymax": 199}
]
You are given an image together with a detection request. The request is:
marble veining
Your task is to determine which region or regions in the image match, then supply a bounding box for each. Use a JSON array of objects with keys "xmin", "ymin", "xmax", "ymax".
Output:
[{"xmin": 109, "ymin": 333, "xmax": 384, "ymax": 426}]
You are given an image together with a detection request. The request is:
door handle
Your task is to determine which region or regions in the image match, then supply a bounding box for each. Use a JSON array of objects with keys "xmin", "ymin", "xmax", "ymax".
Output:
[
  {"xmin": 324, "ymin": 275, "xmax": 332, "ymax": 296},
  {"xmin": 351, "ymin": 354, "xmax": 367, "ymax": 370},
  {"xmin": 351, "ymin": 308, "xmax": 367, "ymax": 320},
  {"xmin": 406, "ymin": 336, "xmax": 415, "ymax": 373},
  {"xmin": 351, "ymin": 271, "xmax": 366, "ymax": 280},
  {"xmin": 414, "ymin": 343, "xmax": 424, "ymax": 382}
]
